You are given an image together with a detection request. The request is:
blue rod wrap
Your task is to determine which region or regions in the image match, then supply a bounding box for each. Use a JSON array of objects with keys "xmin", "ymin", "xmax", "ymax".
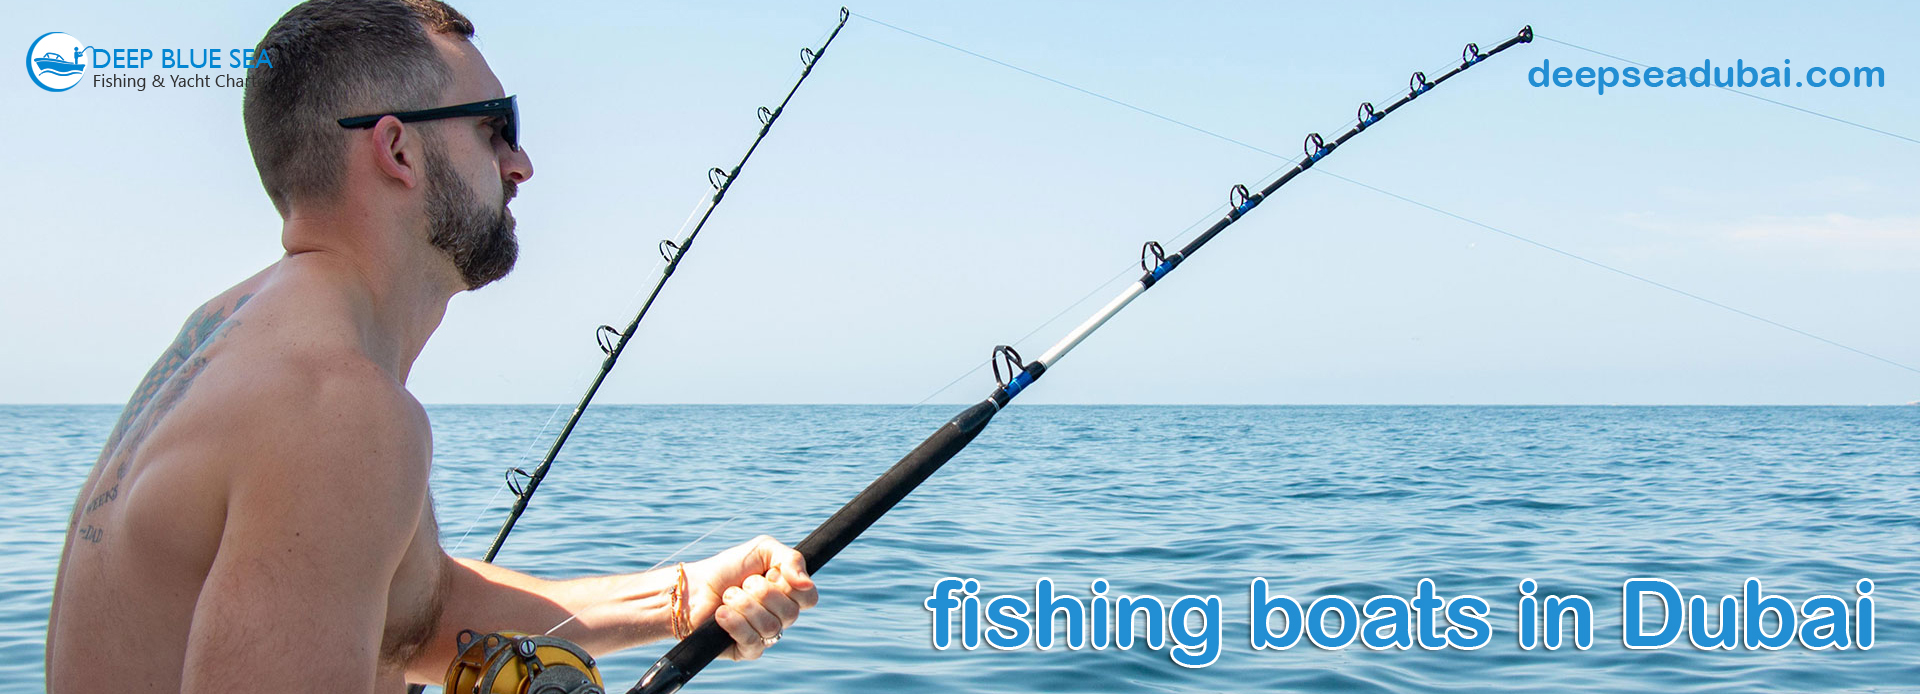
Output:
[{"xmin": 1004, "ymin": 370, "xmax": 1036, "ymax": 399}]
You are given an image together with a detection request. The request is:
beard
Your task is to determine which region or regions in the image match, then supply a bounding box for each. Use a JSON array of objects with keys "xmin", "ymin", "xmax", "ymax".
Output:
[{"xmin": 424, "ymin": 137, "xmax": 519, "ymax": 290}]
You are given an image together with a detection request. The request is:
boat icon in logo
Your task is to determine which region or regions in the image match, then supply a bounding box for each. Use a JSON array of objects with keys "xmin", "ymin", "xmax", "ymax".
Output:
[
  {"xmin": 35, "ymin": 49, "xmax": 86, "ymax": 76},
  {"xmin": 25, "ymin": 32, "xmax": 89, "ymax": 92}
]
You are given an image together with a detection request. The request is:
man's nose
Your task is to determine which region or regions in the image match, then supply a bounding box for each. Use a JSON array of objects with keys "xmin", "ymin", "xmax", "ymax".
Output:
[{"xmin": 504, "ymin": 147, "xmax": 533, "ymax": 184}]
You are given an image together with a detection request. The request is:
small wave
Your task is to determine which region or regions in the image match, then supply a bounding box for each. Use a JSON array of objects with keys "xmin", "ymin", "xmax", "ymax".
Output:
[
  {"xmin": 1759, "ymin": 490, "xmax": 1848, "ymax": 504},
  {"xmin": 1444, "ymin": 497, "xmax": 1591, "ymax": 512}
]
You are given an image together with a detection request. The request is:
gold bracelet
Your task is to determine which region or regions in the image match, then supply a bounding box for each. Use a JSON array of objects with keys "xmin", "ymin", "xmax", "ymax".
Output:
[
  {"xmin": 669, "ymin": 564, "xmax": 682, "ymax": 640},
  {"xmin": 670, "ymin": 562, "xmax": 691, "ymax": 640}
]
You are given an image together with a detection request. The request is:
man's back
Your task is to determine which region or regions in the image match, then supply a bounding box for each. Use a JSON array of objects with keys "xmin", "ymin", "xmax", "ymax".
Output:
[{"xmin": 45, "ymin": 259, "xmax": 444, "ymax": 692}]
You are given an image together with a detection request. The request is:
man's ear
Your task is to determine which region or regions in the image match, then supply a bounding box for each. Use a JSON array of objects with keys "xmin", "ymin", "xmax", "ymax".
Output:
[{"xmin": 368, "ymin": 115, "xmax": 422, "ymax": 190}]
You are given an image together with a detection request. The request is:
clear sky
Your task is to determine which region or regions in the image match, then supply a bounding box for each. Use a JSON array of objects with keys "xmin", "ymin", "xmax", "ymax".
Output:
[{"xmin": 5, "ymin": 0, "xmax": 1917, "ymax": 405}]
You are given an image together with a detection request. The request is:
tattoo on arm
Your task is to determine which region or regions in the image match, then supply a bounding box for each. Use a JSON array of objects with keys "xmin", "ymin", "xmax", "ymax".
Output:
[
  {"xmin": 73, "ymin": 294, "xmax": 252, "ymax": 541},
  {"xmin": 103, "ymin": 294, "xmax": 251, "ymax": 456}
]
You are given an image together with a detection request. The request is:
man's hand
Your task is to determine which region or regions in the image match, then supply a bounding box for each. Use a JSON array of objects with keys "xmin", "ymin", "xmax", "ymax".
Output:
[
  {"xmin": 408, "ymin": 535, "xmax": 818, "ymax": 682},
  {"xmin": 682, "ymin": 536, "xmax": 819, "ymax": 660}
]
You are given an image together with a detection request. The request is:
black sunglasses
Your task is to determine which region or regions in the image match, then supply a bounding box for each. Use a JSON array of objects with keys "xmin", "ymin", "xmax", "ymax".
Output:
[{"xmin": 337, "ymin": 95, "xmax": 519, "ymax": 151}]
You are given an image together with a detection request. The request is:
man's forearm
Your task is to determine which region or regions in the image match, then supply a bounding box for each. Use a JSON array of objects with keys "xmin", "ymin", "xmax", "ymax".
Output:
[{"xmin": 404, "ymin": 555, "xmax": 674, "ymax": 683}]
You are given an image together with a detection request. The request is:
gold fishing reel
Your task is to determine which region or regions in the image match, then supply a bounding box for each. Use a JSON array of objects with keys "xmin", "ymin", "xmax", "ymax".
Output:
[{"xmin": 444, "ymin": 630, "xmax": 606, "ymax": 694}]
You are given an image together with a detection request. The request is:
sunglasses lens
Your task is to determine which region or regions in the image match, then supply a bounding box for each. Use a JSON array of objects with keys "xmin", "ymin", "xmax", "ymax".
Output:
[{"xmin": 505, "ymin": 98, "xmax": 520, "ymax": 151}]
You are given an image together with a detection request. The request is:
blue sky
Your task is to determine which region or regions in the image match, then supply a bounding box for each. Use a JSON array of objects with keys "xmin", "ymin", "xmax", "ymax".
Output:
[{"xmin": 5, "ymin": 0, "xmax": 1917, "ymax": 405}]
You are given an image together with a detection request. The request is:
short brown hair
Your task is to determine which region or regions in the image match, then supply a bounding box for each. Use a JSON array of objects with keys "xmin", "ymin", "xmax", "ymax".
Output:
[{"xmin": 242, "ymin": 0, "xmax": 476, "ymax": 215}]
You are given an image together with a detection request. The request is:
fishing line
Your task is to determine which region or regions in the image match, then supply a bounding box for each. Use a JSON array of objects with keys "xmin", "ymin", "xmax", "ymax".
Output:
[
  {"xmin": 1308, "ymin": 165, "xmax": 1920, "ymax": 375},
  {"xmin": 1536, "ymin": 34, "xmax": 1918, "ymax": 147},
  {"xmin": 446, "ymin": 404, "xmax": 564, "ymax": 555},
  {"xmin": 847, "ymin": 11, "xmax": 1289, "ymax": 160},
  {"xmin": 848, "ymin": 11, "xmax": 1920, "ymax": 379}
]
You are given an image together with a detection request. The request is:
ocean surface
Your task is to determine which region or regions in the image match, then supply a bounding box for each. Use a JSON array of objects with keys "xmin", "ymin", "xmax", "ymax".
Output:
[{"xmin": 4, "ymin": 404, "xmax": 1917, "ymax": 692}]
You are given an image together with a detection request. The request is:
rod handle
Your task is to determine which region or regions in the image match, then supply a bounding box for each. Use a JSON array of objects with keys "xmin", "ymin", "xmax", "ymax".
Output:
[{"xmin": 628, "ymin": 401, "xmax": 998, "ymax": 693}]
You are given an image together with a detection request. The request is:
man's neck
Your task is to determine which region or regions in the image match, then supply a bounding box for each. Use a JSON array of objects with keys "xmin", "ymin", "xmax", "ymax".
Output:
[{"xmin": 278, "ymin": 205, "xmax": 465, "ymax": 383}]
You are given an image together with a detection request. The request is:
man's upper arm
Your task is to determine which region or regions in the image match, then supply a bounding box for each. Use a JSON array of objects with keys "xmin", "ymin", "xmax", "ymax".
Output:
[{"xmin": 179, "ymin": 377, "xmax": 429, "ymax": 693}]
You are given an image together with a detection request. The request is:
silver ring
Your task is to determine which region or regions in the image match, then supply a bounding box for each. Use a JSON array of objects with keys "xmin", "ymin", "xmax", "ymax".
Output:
[{"xmin": 763, "ymin": 631, "xmax": 782, "ymax": 646}]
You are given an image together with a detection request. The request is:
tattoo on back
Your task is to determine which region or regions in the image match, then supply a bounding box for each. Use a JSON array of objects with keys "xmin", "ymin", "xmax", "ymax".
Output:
[{"xmin": 75, "ymin": 294, "xmax": 252, "ymax": 539}]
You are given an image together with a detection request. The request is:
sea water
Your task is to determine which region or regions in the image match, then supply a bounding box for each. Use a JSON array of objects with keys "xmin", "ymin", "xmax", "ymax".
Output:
[{"xmin": 3, "ymin": 405, "xmax": 1916, "ymax": 692}]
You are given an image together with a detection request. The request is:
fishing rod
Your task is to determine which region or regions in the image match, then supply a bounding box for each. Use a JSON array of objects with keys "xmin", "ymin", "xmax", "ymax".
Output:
[
  {"xmin": 433, "ymin": 11, "xmax": 855, "ymax": 694},
  {"xmin": 630, "ymin": 24, "xmax": 1534, "ymax": 694},
  {"xmin": 479, "ymin": 7, "xmax": 853, "ymax": 564}
]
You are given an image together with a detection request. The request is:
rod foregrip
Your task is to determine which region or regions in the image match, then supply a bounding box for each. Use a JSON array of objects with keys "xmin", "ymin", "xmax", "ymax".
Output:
[
  {"xmin": 794, "ymin": 399, "xmax": 997, "ymax": 568},
  {"xmin": 629, "ymin": 400, "xmax": 999, "ymax": 694}
]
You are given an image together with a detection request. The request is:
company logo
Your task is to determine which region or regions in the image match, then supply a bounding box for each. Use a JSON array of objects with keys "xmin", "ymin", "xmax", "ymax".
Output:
[
  {"xmin": 26, "ymin": 32, "xmax": 89, "ymax": 92},
  {"xmin": 25, "ymin": 31, "xmax": 274, "ymax": 93}
]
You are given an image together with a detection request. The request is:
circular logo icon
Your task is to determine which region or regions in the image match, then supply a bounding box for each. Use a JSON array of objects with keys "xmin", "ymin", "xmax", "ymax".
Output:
[{"xmin": 27, "ymin": 32, "xmax": 88, "ymax": 92}]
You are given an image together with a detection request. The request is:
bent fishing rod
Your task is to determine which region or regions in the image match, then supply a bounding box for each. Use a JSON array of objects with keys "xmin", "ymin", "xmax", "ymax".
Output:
[
  {"xmin": 430, "ymin": 10, "xmax": 853, "ymax": 694},
  {"xmin": 628, "ymin": 24, "xmax": 1534, "ymax": 694},
  {"xmin": 480, "ymin": 7, "xmax": 852, "ymax": 564}
]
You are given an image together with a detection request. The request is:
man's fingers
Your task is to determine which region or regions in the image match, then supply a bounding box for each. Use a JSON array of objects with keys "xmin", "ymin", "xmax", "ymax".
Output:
[
  {"xmin": 725, "ymin": 585, "xmax": 785, "ymax": 640},
  {"xmin": 713, "ymin": 604, "xmax": 765, "ymax": 661},
  {"xmin": 764, "ymin": 545, "xmax": 820, "ymax": 612},
  {"xmin": 748, "ymin": 573, "xmax": 802, "ymax": 627},
  {"xmin": 739, "ymin": 538, "xmax": 819, "ymax": 607},
  {"xmin": 695, "ymin": 535, "xmax": 816, "ymax": 662},
  {"xmin": 771, "ymin": 559, "xmax": 820, "ymax": 610},
  {"xmin": 770, "ymin": 545, "xmax": 815, "ymax": 592}
]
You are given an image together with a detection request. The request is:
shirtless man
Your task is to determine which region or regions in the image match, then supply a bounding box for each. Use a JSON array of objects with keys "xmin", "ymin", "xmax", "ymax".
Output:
[{"xmin": 45, "ymin": 1, "xmax": 817, "ymax": 691}]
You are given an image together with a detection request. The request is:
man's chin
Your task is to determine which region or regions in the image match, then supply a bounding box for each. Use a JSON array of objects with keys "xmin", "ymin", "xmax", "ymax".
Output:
[
  {"xmin": 464, "ymin": 257, "xmax": 515, "ymax": 291},
  {"xmin": 462, "ymin": 228, "xmax": 519, "ymax": 291},
  {"xmin": 463, "ymin": 267, "xmax": 512, "ymax": 292}
]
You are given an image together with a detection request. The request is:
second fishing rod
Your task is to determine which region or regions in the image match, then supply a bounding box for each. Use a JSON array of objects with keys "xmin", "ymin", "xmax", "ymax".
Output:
[
  {"xmin": 480, "ymin": 7, "xmax": 852, "ymax": 563},
  {"xmin": 425, "ymin": 12, "xmax": 853, "ymax": 694},
  {"xmin": 632, "ymin": 24, "xmax": 1535, "ymax": 694}
]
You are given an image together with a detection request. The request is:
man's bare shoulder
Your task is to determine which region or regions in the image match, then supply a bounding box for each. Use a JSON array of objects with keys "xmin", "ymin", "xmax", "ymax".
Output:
[{"xmin": 172, "ymin": 267, "xmax": 434, "ymax": 494}]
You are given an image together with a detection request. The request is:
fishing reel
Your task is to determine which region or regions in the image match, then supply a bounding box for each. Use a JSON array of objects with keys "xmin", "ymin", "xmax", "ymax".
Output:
[{"xmin": 444, "ymin": 630, "xmax": 605, "ymax": 694}]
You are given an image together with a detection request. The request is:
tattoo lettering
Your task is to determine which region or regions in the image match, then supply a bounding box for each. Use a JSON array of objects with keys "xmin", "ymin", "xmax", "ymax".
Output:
[
  {"xmin": 82, "ymin": 484, "xmax": 118, "ymax": 514},
  {"xmin": 76, "ymin": 525, "xmax": 103, "ymax": 544}
]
